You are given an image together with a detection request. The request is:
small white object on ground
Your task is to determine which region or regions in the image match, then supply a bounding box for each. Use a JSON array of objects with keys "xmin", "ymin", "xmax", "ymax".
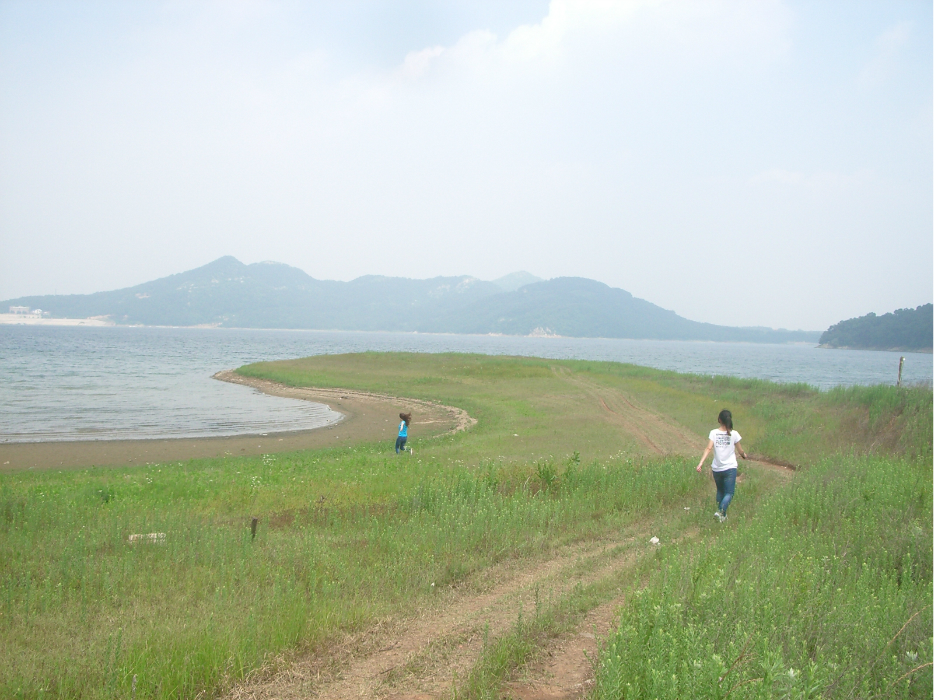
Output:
[
  {"xmin": 649, "ymin": 536, "xmax": 660, "ymax": 545},
  {"xmin": 128, "ymin": 532, "xmax": 166, "ymax": 544},
  {"xmin": 684, "ymin": 507, "xmax": 690, "ymax": 510}
]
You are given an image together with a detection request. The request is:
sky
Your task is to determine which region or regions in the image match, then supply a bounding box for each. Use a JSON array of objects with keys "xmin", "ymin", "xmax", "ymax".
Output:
[{"xmin": 0, "ymin": 0, "xmax": 931, "ymax": 331}]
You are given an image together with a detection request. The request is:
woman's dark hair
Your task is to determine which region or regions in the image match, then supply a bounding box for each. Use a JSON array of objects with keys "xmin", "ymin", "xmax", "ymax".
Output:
[
  {"xmin": 399, "ymin": 412, "xmax": 412, "ymax": 426},
  {"xmin": 718, "ymin": 409, "xmax": 733, "ymax": 435}
]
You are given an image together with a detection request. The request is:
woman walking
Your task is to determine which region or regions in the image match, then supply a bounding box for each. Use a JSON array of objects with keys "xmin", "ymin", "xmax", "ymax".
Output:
[
  {"xmin": 696, "ymin": 409, "xmax": 747, "ymax": 522},
  {"xmin": 395, "ymin": 412, "xmax": 412, "ymax": 454}
]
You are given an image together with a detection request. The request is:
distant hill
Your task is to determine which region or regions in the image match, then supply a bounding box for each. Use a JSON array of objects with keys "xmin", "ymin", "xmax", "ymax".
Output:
[
  {"xmin": 426, "ymin": 277, "xmax": 817, "ymax": 342},
  {"xmin": 2, "ymin": 256, "xmax": 820, "ymax": 343},
  {"xmin": 819, "ymin": 304, "xmax": 933, "ymax": 353},
  {"xmin": 491, "ymin": 271, "xmax": 543, "ymax": 292}
]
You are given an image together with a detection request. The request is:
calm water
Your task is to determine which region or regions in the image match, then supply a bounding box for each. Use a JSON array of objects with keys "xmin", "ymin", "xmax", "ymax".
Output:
[{"xmin": 1, "ymin": 325, "xmax": 930, "ymax": 443}]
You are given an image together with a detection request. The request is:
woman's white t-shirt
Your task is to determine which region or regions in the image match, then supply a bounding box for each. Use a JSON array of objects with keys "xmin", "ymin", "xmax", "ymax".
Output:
[{"xmin": 709, "ymin": 429, "xmax": 742, "ymax": 471}]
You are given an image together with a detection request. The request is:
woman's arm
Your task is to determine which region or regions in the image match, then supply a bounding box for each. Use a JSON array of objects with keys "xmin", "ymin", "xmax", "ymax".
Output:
[
  {"xmin": 735, "ymin": 439, "xmax": 747, "ymax": 460},
  {"xmin": 696, "ymin": 440, "xmax": 714, "ymax": 472}
]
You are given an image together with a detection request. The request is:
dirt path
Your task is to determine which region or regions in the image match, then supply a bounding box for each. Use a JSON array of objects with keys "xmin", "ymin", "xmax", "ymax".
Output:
[
  {"xmin": 502, "ymin": 595, "xmax": 621, "ymax": 700},
  {"xmin": 550, "ymin": 366, "xmax": 704, "ymax": 457},
  {"xmin": 499, "ymin": 460, "xmax": 793, "ymax": 700},
  {"xmin": 225, "ymin": 533, "xmax": 651, "ymax": 700}
]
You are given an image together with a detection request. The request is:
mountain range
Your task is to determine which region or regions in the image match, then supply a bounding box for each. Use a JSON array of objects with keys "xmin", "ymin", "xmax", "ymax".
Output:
[{"xmin": 2, "ymin": 256, "xmax": 820, "ymax": 343}]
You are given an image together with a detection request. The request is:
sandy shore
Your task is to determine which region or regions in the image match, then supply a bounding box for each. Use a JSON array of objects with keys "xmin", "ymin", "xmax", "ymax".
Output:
[{"xmin": 0, "ymin": 371, "xmax": 474, "ymax": 472}]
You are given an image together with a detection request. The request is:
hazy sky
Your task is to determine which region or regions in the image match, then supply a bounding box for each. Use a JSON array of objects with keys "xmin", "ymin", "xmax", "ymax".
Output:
[{"xmin": 1, "ymin": 1, "xmax": 931, "ymax": 330}]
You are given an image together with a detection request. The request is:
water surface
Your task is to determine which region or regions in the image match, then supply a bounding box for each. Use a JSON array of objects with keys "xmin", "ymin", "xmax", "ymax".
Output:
[{"xmin": 1, "ymin": 326, "xmax": 929, "ymax": 443}]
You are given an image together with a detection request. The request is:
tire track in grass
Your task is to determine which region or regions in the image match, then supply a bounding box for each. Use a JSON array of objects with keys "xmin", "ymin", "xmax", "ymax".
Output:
[
  {"xmin": 549, "ymin": 367, "xmax": 703, "ymax": 457},
  {"xmin": 379, "ymin": 538, "xmax": 647, "ymax": 700},
  {"xmin": 224, "ymin": 535, "xmax": 647, "ymax": 700},
  {"xmin": 501, "ymin": 595, "xmax": 623, "ymax": 700},
  {"xmin": 498, "ymin": 460, "xmax": 795, "ymax": 700}
]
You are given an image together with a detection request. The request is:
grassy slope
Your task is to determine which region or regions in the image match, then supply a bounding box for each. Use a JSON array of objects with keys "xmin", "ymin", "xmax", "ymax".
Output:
[
  {"xmin": 594, "ymin": 454, "xmax": 932, "ymax": 699},
  {"xmin": 0, "ymin": 353, "xmax": 929, "ymax": 699},
  {"xmin": 588, "ymin": 370, "xmax": 933, "ymax": 697}
]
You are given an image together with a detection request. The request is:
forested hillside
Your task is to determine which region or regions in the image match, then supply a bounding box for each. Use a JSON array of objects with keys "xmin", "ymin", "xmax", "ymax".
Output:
[
  {"xmin": 819, "ymin": 304, "xmax": 932, "ymax": 352},
  {"xmin": 2, "ymin": 257, "xmax": 819, "ymax": 343}
]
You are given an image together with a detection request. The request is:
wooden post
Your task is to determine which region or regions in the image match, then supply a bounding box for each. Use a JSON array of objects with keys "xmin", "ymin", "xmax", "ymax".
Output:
[
  {"xmin": 897, "ymin": 356, "xmax": 905, "ymax": 387},
  {"xmin": 250, "ymin": 517, "xmax": 258, "ymax": 541}
]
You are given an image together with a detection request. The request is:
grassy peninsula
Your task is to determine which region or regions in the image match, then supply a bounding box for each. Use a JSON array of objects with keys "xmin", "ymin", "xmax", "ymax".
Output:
[{"xmin": 0, "ymin": 353, "xmax": 930, "ymax": 699}]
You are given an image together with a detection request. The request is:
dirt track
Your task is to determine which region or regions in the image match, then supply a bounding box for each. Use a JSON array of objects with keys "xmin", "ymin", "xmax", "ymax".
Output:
[
  {"xmin": 226, "ymin": 535, "xmax": 645, "ymax": 700},
  {"xmin": 550, "ymin": 366, "xmax": 704, "ymax": 457}
]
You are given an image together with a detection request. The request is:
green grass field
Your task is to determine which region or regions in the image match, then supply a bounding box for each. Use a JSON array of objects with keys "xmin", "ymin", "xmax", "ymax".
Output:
[{"xmin": 0, "ymin": 353, "xmax": 930, "ymax": 699}]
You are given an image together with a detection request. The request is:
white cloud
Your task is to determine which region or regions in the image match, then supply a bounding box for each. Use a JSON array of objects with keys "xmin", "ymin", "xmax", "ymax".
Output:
[{"xmin": 399, "ymin": 45, "xmax": 445, "ymax": 80}]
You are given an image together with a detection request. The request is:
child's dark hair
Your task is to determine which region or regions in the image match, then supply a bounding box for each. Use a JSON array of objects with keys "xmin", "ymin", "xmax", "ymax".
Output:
[
  {"xmin": 399, "ymin": 412, "xmax": 412, "ymax": 426},
  {"xmin": 718, "ymin": 409, "xmax": 733, "ymax": 435}
]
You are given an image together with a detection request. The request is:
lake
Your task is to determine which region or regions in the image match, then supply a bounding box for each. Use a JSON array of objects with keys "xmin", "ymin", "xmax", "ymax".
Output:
[{"xmin": 1, "ymin": 325, "xmax": 930, "ymax": 443}]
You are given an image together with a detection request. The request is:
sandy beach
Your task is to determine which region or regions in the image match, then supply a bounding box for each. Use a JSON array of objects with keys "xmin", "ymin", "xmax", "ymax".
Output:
[{"xmin": 0, "ymin": 370, "xmax": 473, "ymax": 471}]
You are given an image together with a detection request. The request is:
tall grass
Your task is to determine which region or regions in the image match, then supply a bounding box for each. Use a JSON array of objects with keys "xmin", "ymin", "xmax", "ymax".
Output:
[
  {"xmin": 593, "ymin": 454, "xmax": 933, "ymax": 699},
  {"xmin": 0, "ymin": 450, "xmax": 703, "ymax": 699}
]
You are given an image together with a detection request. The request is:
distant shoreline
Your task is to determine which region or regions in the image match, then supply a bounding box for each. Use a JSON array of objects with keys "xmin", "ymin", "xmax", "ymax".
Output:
[
  {"xmin": 818, "ymin": 343, "xmax": 932, "ymax": 355},
  {"xmin": 0, "ymin": 313, "xmax": 114, "ymax": 326},
  {"xmin": 1, "ymin": 318, "xmax": 825, "ymax": 344}
]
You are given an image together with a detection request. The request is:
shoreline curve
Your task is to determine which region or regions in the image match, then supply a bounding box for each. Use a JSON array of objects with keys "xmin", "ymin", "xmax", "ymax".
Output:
[
  {"xmin": 212, "ymin": 369, "xmax": 476, "ymax": 436},
  {"xmin": 0, "ymin": 372, "xmax": 475, "ymax": 472}
]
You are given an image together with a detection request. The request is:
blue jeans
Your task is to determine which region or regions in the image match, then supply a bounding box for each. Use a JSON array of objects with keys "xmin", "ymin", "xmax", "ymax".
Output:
[
  {"xmin": 395, "ymin": 436, "xmax": 407, "ymax": 453},
  {"xmin": 712, "ymin": 468, "xmax": 737, "ymax": 515}
]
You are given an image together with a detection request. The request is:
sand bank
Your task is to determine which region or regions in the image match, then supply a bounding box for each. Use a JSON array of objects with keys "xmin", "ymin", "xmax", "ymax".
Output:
[{"xmin": 0, "ymin": 370, "xmax": 474, "ymax": 471}]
